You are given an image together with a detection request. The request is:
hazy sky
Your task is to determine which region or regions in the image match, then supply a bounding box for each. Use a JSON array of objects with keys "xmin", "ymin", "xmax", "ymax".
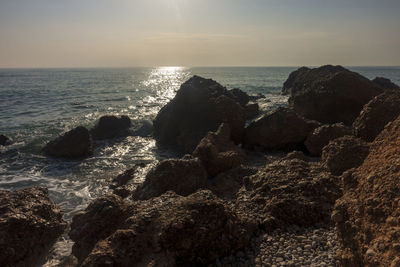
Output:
[{"xmin": 1, "ymin": 0, "xmax": 399, "ymax": 67}]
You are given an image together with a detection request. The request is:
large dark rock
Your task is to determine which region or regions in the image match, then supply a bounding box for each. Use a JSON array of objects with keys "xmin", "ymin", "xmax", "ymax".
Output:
[
  {"xmin": 43, "ymin": 126, "xmax": 92, "ymax": 158},
  {"xmin": 0, "ymin": 187, "xmax": 66, "ymax": 266},
  {"xmin": 322, "ymin": 135, "xmax": 369, "ymax": 176},
  {"xmin": 333, "ymin": 115, "xmax": 400, "ymax": 266},
  {"xmin": 193, "ymin": 123, "xmax": 247, "ymax": 177},
  {"xmin": 282, "ymin": 65, "xmax": 383, "ymax": 125},
  {"xmin": 244, "ymin": 107, "xmax": 319, "ymax": 150},
  {"xmin": 305, "ymin": 123, "xmax": 352, "ymax": 156},
  {"xmin": 228, "ymin": 88, "xmax": 249, "ymax": 106},
  {"xmin": 244, "ymin": 102, "xmax": 259, "ymax": 119},
  {"xmin": 0, "ymin": 134, "xmax": 11, "ymax": 146},
  {"xmin": 372, "ymin": 77, "xmax": 400, "ymax": 90},
  {"xmin": 133, "ymin": 157, "xmax": 207, "ymax": 200},
  {"xmin": 353, "ymin": 91, "xmax": 400, "ymax": 142},
  {"xmin": 90, "ymin": 115, "xmax": 131, "ymax": 140},
  {"xmin": 153, "ymin": 76, "xmax": 246, "ymax": 153},
  {"xmin": 70, "ymin": 190, "xmax": 256, "ymax": 266}
]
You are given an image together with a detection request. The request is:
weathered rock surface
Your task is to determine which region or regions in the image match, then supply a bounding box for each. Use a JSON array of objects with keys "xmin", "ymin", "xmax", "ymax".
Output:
[
  {"xmin": 90, "ymin": 115, "xmax": 131, "ymax": 140},
  {"xmin": 372, "ymin": 77, "xmax": 400, "ymax": 90},
  {"xmin": 133, "ymin": 157, "xmax": 207, "ymax": 200},
  {"xmin": 0, "ymin": 134, "xmax": 11, "ymax": 146},
  {"xmin": 43, "ymin": 126, "xmax": 92, "ymax": 158},
  {"xmin": 244, "ymin": 107, "xmax": 319, "ymax": 150},
  {"xmin": 322, "ymin": 135, "xmax": 369, "ymax": 176},
  {"xmin": 193, "ymin": 123, "xmax": 247, "ymax": 177},
  {"xmin": 245, "ymin": 102, "xmax": 259, "ymax": 119},
  {"xmin": 228, "ymin": 88, "xmax": 250, "ymax": 106},
  {"xmin": 283, "ymin": 65, "xmax": 383, "ymax": 125},
  {"xmin": 353, "ymin": 91, "xmax": 400, "ymax": 142},
  {"xmin": 0, "ymin": 187, "xmax": 66, "ymax": 266},
  {"xmin": 153, "ymin": 76, "xmax": 246, "ymax": 153},
  {"xmin": 333, "ymin": 115, "xmax": 400, "ymax": 266},
  {"xmin": 70, "ymin": 190, "xmax": 256, "ymax": 266},
  {"xmin": 305, "ymin": 123, "xmax": 352, "ymax": 156}
]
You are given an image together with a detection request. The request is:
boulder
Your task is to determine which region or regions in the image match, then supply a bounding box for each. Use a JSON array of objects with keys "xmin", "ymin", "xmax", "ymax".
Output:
[
  {"xmin": 372, "ymin": 77, "xmax": 400, "ymax": 90},
  {"xmin": 248, "ymin": 93, "xmax": 266, "ymax": 101},
  {"xmin": 228, "ymin": 88, "xmax": 249, "ymax": 106},
  {"xmin": 0, "ymin": 134, "xmax": 11, "ymax": 146},
  {"xmin": 305, "ymin": 123, "xmax": 352, "ymax": 156},
  {"xmin": 353, "ymin": 91, "xmax": 400, "ymax": 142},
  {"xmin": 193, "ymin": 123, "xmax": 247, "ymax": 177},
  {"xmin": 244, "ymin": 107, "xmax": 319, "ymax": 150},
  {"xmin": 245, "ymin": 102, "xmax": 259, "ymax": 119},
  {"xmin": 153, "ymin": 76, "xmax": 246, "ymax": 153},
  {"xmin": 0, "ymin": 187, "xmax": 66, "ymax": 266},
  {"xmin": 322, "ymin": 135, "xmax": 369, "ymax": 176},
  {"xmin": 90, "ymin": 115, "xmax": 131, "ymax": 140},
  {"xmin": 132, "ymin": 120, "xmax": 153, "ymax": 137},
  {"xmin": 333, "ymin": 115, "xmax": 400, "ymax": 266},
  {"xmin": 70, "ymin": 190, "xmax": 256, "ymax": 266},
  {"xmin": 283, "ymin": 65, "xmax": 383, "ymax": 125},
  {"xmin": 43, "ymin": 126, "xmax": 92, "ymax": 158},
  {"xmin": 133, "ymin": 157, "xmax": 207, "ymax": 200}
]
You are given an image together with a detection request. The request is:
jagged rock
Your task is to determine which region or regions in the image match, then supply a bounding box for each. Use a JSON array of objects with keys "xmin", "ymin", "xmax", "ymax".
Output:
[
  {"xmin": 193, "ymin": 123, "xmax": 247, "ymax": 177},
  {"xmin": 0, "ymin": 134, "xmax": 11, "ymax": 146},
  {"xmin": 244, "ymin": 107, "xmax": 319, "ymax": 150},
  {"xmin": 248, "ymin": 93, "xmax": 266, "ymax": 101},
  {"xmin": 90, "ymin": 115, "xmax": 131, "ymax": 140},
  {"xmin": 133, "ymin": 157, "xmax": 207, "ymax": 200},
  {"xmin": 153, "ymin": 76, "xmax": 246, "ymax": 153},
  {"xmin": 43, "ymin": 126, "xmax": 92, "ymax": 158},
  {"xmin": 305, "ymin": 123, "xmax": 352, "ymax": 156},
  {"xmin": 110, "ymin": 163, "xmax": 146, "ymax": 189},
  {"xmin": 245, "ymin": 102, "xmax": 259, "ymax": 119},
  {"xmin": 322, "ymin": 135, "xmax": 369, "ymax": 175},
  {"xmin": 353, "ymin": 91, "xmax": 400, "ymax": 142},
  {"xmin": 283, "ymin": 65, "xmax": 383, "ymax": 125},
  {"xmin": 285, "ymin": 150, "xmax": 308, "ymax": 161},
  {"xmin": 372, "ymin": 77, "xmax": 400, "ymax": 90},
  {"xmin": 228, "ymin": 88, "xmax": 249, "ymax": 106},
  {"xmin": 0, "ymin": 187, "xmax": 66, "ymax": 266},
  {"xmin": 333, "ymin": 115, "xmax": 400, "ymax": 266},
  {"xmin": 70, "ymin": 190, "xmax": 256, "ymax": 266}
]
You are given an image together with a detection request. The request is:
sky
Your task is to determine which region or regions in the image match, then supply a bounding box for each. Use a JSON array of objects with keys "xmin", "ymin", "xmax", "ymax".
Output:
[{"xmin": 0, "ymin": 0, "xmax": 399, "ymax": 68}]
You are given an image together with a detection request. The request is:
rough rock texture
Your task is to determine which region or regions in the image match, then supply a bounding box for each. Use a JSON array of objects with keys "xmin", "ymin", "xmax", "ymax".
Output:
[
  {"xmin": 0, "ymin": 134, "xmax": 11, "ymax": 146},
  {"xmin": 133, "ymin": 157, "xmax": 207, "ymax": 200},
  {"xmin": 245, "ymin": 102, "xmax": 259, "ymax": 119},
  {"xmin": 70, "ymin": 190, "xmax": 256, "ymax": 266},
  {"xmin": 333, "ymin": 115, "xmax": 400, "ymax": 267},
  {"xmin": 90, "ymin": 115, "xmax": 131, "ymax": 140},
  {"xmin": 322, "ymin": 135, "xmax": 369, "ymax": 176},
  {"xmin": 282, "ymin": 65, "xmax": 383, "ymax": 125},
  {"xmin": 353, "ymin": 91, "xmax": 400, "ymax": 142},
  {"xmin": 0, "ymin": 187, "xmax": 66, "ymax": 266},
  {"xmin": 193, "ymin": 123, "xmax": 247, "ymax": 177},
  {"xmin": 153, "ymin": 76, "xmax": 246, "ymax": 153},
  {"xmin": 372, "ymin": 77, "xmax": 400, "ymax": 90},
  {"xmin": 43, "ymin": 126, "xmax": 92, "ymax": 158},
  {"xmin": 244, "ymin": 107, "xmax": 319, "ymax": 150},
  {"xmin": 305, "ymin": 123, "xmax": 352, "ymax": 156},
  {"xmin": 229, "ymin": 88, "xmax": 250, "ymax": 106}
]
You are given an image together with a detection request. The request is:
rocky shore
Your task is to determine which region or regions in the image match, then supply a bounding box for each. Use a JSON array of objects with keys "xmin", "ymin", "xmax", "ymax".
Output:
[{"xmin": 1, "ymin": 65, "xmax": 400, "ymax": 266}]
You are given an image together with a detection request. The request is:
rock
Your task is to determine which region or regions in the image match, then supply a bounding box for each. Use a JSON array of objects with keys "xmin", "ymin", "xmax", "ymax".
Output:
[
  {"xmin": 245, "ymin": 102, "xmax": 259, "ymax": 119},
  {"xmin": 244, "ymin": 107, "xmax": 319, "ymax": 150},
  {"xmin": 110, "ymin": 163, "xmax": 146, "ymax": 189},
  {"xmin": 0, "ymin": 134, "xmax": 11, "ymax": 146},
  {"xmin": 305, "ymin": 123, "xmax": 352, "ymax": 156},
  {"xmin": 333, "ymin": 115, "xmax": 400, "ymax": 266},
  {"xmin": 193, "ymin": 123, "xmax": 247, "ymax": 177},
  {"xmin": 0, "ymin": 187, "xmax": 66, "ymax": 266},
  {"xmin": 90, "ymin": 115, "xmax": 131, "ymax": 140},
  {"xmin": 43, "ymin": 126, "xmax": 92, "ymax": 158},
  {"xmin": 132, "ymin": 120, "xmax": 153, "ymax": 137},
  {"xmin": 353, "ymin": 91, "xmax": 400, "ymax": 142},
  {"xmin": 322, "ymin": 135, "xmax": 369, "ymax": 176},
  {"xmin": 153, "ymin": 76, "xmax": 246, "ymax": 153},
  {"xmin": 248, "ymin": 93, "xmax": 266, "ymax": 101},
  {"xmin": 372, "ymin": 77, "xmax": 400, "ymax": 90},
  {"xmin": 133, "ymin": 157, "xmax": 207, "ymax": 200},
  {"xmin": 229, "ymin": 88, "xmax": 250, "ymax": 106},
  {"xmin": 283, "ymin": 65, "xmax": 383, "ymax": 125},
  {"xmin": 285, "ymin": 150, "xmax": 308, "ymax": 161},
  {"xmin": 70, "ymin": 190, "xmax": 256, "ymax": 266}
]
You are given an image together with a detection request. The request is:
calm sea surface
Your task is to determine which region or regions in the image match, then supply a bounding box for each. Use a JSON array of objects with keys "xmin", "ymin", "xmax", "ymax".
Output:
[{"xmin": 0, "ymin": 66, "xmax": 399, "ymax": 264}]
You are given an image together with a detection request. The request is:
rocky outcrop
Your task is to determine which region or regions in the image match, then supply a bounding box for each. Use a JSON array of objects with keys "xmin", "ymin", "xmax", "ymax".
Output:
[
  {"xmin": 228, "ymin": 88, "xmax": 249, "ymax": 106},
  {"xmin": 43, "ymin": 126, "xmax": 92, "ymax": 158},
  {"xmin": 244, "ymin": 107, "xmax": 319, "ymax": 150},
  {"xmin": 248, "ymin": 93, "xmax": 266, "ymax": 101},
  {"xmin": 322, "ymin": 136, "xmax": 369, "ymax": 176},
  {"xmin": 245, "ymin": 102, "xmax": 259, "ymax": 119},
  {"xmin": 153, "ymin": 76, "xmax": 246, "ymax": 153},
  {"xmin": 372, "ymin": 77, "xmax": 400, "ymax": 90},
  {"xmin": 90, "ymin": 115, "xmax": 131, "ymax": 140},
  {"xmin": 0, "ymin": 187, "xmax": 66, "ymax": 266},
  {"xmin": 353, "ymin": 91, "xmax": 400, "ymax": 142},
  {"xmin": 283, "ymin": 65, "xmax": 383, "ymax": 125},
  {"xmin": 333, "ymin": 115, "xmax": 400, "ymax": 266},
  {"xmin": 305, "ymin": 123, "xmax": 352, "ymax": 156},
  {"xmin": 193, "ymin": 123, "xmax": 247, "ymax": 177},
  {"xmin": 133, "ymin": 157, "xmax": 207, "ymax": 200},
  {"xmin": 0, "ymin": 134, "xmax": 11, "ymax": 146},
  {"xmin": 70, "ymin": 190, "xmax": 256, "ymax": 266}
]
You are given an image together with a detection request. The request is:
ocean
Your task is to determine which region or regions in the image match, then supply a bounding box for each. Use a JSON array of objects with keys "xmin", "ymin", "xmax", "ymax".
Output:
[{"xmin": 0, "ymin": 66, "xmax": 399, "ymax": 264}]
